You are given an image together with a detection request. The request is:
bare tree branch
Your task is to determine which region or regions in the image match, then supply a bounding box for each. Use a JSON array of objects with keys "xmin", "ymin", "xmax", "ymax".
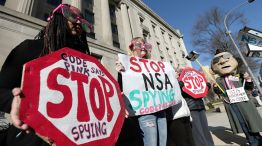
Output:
[{"xmin": 191, "ymin": 7, "xmax": 259, "ymax": 73}]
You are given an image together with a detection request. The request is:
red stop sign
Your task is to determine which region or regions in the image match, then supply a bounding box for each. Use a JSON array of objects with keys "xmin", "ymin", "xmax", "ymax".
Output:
[
  {"xmin": 178, "ymin": 68, "xmax": 208, "ymax": 98},
  {"xmin": 20, "ymin": 48, "xmax": 125, "ymax": 146}
]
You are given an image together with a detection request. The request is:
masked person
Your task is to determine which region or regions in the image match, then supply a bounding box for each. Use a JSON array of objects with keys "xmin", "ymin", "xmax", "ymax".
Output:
[
  {"xmin": 0, "ymin": 4, "xmax": 92, "ymax": 146},
  {"xmin": 176, "ymin": 68, "xmax": 214, "ymax": 146},
  {"xmin": 115, "ymin": 37, "xmax": 167, "ymax": 146},
  {"xmin": 211, "ymin": 49, "xmax": 262, "ymax": 146}
]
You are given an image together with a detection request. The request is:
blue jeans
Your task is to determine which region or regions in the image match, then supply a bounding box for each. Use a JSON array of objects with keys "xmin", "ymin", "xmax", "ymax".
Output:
[
  {"xmin": 138, "ymin": 111, "xmax": 167, "ymax": 146},
  {"xmin": 231, "ymin": 104, "xmax": 262, "ymax": 146}
]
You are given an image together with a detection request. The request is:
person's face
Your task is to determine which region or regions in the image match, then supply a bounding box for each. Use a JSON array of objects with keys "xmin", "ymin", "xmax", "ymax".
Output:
[
  {"xmin": 211, "ymin": 52, "xmax": 238, "ymax": 75},
  {"xmin": 131, "ymin": 39, "xmax": 151, "ymax": 58},
  {"xmin": 66, "ymin": 7, "xmax": 83, "ymax": 36},
  {"xmin": 66, "ymin": 19, "xmax": 83, "ymax": 36}
]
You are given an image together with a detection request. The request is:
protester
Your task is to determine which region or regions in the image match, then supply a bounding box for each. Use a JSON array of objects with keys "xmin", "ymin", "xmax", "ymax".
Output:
[
  {"xmin": 0, "ymin": 3, "xmax": 91, "ymax": 146},
  {"xmin": 166, "ymin": 69, "xmax": 195, "ymax": 146},
  {"xmin": 211, "ymin": 49, "xmax": 262, "ymax": 146},
  {"xmin": 176, "ymin": 68, "xmax": 214, "ymax": 146},
  {"xmin": 166, "ymin": 98, "xmax": 195, "ymax": 146},
  {"xmin": 115, "ymin": 37, "xmax": 167, "ymax": 146}
]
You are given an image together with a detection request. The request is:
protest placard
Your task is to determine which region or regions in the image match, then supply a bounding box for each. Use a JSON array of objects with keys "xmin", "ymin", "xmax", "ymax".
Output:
[
  {"xmin": 178, "ymin": 68, "xmax": 208, "ymax": 98},
  {"xmin": 118, "ymin": 54, "xmax": 182, "ymax": 116},
  {"xmin": 20, "ymin": 48, "xmax": 125, "ymax": 146}
]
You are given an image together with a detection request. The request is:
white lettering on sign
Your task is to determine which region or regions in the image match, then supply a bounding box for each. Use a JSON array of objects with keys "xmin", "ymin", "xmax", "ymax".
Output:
[
  {"xmin": 183, "ymin": 71, "xmax": 205, "ymax": 94},
  {"xmin": 226, "ymin": 87, "xmax": 249, "ymax": 103},
  {"xmin": 239, "ymin": 33, "xmax": 262, "ymax": 47}
]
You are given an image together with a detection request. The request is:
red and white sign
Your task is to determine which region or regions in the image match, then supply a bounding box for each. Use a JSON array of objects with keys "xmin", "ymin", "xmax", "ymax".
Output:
[
  {"xmin": 118, "ymin": 54, "xmax": 182, "ymax": 116},
  {"xmin": 178, "ymin": 68, "xmax": 208, "ymax": 98},
  {"xmin": 20, "ymin": 48, "xmax": 125, "ymax": 146}
]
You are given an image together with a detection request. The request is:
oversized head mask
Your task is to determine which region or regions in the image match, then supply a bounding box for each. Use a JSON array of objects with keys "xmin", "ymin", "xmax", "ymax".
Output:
[{"xmin": 211, "ymin": 49, "xmax": 238, "ymax": 76}]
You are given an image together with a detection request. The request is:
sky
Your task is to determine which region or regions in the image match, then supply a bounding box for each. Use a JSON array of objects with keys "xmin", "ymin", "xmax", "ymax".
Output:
[{"xmin": 143, "ymin": 0, "xmax": 262, "ymax": 75}]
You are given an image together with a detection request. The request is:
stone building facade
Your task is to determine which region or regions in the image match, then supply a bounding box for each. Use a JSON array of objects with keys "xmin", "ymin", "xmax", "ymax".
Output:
[{"xmin": 0, "ymin": 0, "xmax": 191, "ymax": 78}]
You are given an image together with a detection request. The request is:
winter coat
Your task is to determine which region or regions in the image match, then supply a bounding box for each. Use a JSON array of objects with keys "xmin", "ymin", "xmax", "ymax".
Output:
[{"xmin": 213, "ymin": 74, "xmax": 262, "ymax": 134}]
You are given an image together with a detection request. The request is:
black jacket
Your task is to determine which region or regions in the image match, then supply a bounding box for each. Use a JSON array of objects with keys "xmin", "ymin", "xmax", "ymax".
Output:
[
  {"xmin": 0, "ymin": 38, "xmax": 89, "ymax": 146},
  {"xmin": 179, "ymin": 81, "xmax": 210, "ymax": 111}
]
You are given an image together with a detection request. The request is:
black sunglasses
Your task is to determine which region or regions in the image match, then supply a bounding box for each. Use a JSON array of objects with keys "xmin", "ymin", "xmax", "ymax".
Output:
[{"xmin": 212, "ymin": 53, "xmax": 232, "ymax": 64}]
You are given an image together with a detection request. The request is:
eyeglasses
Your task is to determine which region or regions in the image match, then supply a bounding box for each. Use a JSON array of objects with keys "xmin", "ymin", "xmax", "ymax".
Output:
[
  {"xmin": 212, "ymin": 53, "xmax": 232, "ymax": 64},
  {"xmin": 129, "ymin": 41, "xmax": 152, "ymax": 52},
  {"xmin": 47, "ymin": 4, "xmax": 93, "ymax": 33}
]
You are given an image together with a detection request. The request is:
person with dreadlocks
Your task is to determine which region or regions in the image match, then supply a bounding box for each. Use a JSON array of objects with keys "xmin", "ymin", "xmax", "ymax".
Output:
[{"xmin": 0, "ymin": 3, "xmax": 92, "ymax": 146}]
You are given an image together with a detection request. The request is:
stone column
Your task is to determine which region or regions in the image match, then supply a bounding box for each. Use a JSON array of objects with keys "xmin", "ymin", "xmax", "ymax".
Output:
[
  {"xmin": 157, "ymin": 27, "xmax": 168, "ymax": 61},
  {"xmin": 148, "ymin": 22, "xmax": 159, "ymax": 60},
  {"xmin": 120, "ymin": 3, "xmax": 132, "ymax": 50},
  {"xmin": 179, "ymin": 38, "xmax": 192, "ymax": 67},
  {"xmin": 167, "ymin": 35, "xmax": 177, "ymax": 67},
  {"xmin": 5, "ymin": 0, "xmax": 34, "ymax": 15},
  {"xmin": 170, "ymin": 37, "xmax": 179, "ymax": 68},
  {"xmin": 101, "ymin": 0, "xmax": 113, "ymax": 45}
]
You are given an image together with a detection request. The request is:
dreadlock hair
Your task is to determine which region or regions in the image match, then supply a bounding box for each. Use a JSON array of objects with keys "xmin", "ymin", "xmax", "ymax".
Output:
[{"xmin": 35, "ymin": 7, "xmax": 89, "ymax": 56}]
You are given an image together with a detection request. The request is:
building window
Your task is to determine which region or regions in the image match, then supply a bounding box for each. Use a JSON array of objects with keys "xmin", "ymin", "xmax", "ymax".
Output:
[
  {"xmin": 178, "ymin": 41, "xmax": 181, "ymax": 47},
  {"xmin": 160, "ymin": 56, "xmax": 164, "ymax": 61},
  {"xmin": 111, "ymin": 24, "xmax": 120, "ymax": 48},
  {"xmin": 83, "ymin": 0, "xmax": 95, "ymax": 39},
  {"xmin": 169, "ymin": 35, "xmax": 173, "ymax": 45},
  {"xmin": 84, "ymin": 10, "xmax": 95, "ymax": 24},
  {"xmin": 84, "ymin": 10, "xmax": 95, "ymax": 39},
  {"xmin": 110, "ymin": 4, "xmax": 120, "ymax": 48},
  {"xmin": 157, "ymin": 42, "xmax": 161, "ymax": 50},
  {"xmin": 113, "ymin": 41, "xmax": 120, "ymax": 48},
  {"xmin": 111, "ymin": 24, "xmax": 118, "ymax": 34},
  {"xmin": 169, "ymin": 35, "xmax": 172, "ymax": 40},
  {"xmin": 87, "ymin": 32, "xmax": 96, "ymax": 39},
  {"xmin": 161, "ymin": 30, "xmax": 167, "ymax": 43},
  {"xmin": 90, "ymin": 53, "xmax": 102, "ymax": 61},
  {"xmin": 109, "ymin": 4, "xmax": 116, "ymax": 17},
  {"xmin": 109, "ymin": 4, "xmax": 116, "ymax": 24},
  {"xmin": 83, "ymin": 0, "xmax": 93, "ymax": 11},
  {"xmin": 43, "ymin": 13, "xmax": 49, "ymax": 21},
  {"xmin": 139, "ymin": 17, "xmax": 145, "ymax": 24},
  {"xmin": 33, "ymin": 1, "xmax": 61, "ymax": 21},
  {"xmin": 47, "ymin": 0, "xmax": 61, "ymax": 6},
  {"xmin": 151, "ymin": 22, "xmax": 156, "ymax": 32},
  {"xmin": 0, "ymin": 0, "xmax": 6, "ymax": 5},
  {"xmin": 152, "ymin": 24, "xmax": 156, "ymax": 33},
  {"xmin": 143, "ymin": 30, "xmax": 150, "ymax": 42},
  {"xmin": 181, "ymin": 50, "xmax": 186, "ymax": 58}
]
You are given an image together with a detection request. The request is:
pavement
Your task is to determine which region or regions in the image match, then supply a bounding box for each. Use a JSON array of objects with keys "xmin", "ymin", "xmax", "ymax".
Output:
[
  {"xmin": 1, "ymin": 103, "xmax": 262, "ymax": 146},
  {"xmin": 206, "ymin": 103, "xmax": 262, "ymax": 146}
]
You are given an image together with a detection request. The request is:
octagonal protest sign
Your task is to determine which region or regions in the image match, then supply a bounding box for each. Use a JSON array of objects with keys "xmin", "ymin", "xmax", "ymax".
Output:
[
  {"xmin": 20, "ymin": 48, "xmax": 125, "ymax": 146},
  {"xmin": 178, "ymin": 68, "xmax": 208, "ymax": 98}
]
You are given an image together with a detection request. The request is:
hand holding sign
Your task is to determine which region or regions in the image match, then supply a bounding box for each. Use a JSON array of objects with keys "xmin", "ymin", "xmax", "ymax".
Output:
[
  {"xmin": 20, "ymin": 48, "xmax": 125, "ymax": 146},
  {"xmin": 118, "ymin": 54, "xmax": 182, "ymax": 116},
  {"xmin": 178, "ymin": 68, "xmax": 208, "ymax": 98},
  {"xmin": 115, "ymin": 61, "xmax": 125, "ymax": 72}
]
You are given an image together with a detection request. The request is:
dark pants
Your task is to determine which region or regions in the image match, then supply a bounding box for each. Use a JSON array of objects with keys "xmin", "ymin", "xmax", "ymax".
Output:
[
  {"xmin": 167, "ymin": 116, "xmax": 195, "ymax": 146},
  {"xmin": 191, "ymin": 110, "xmax": 214, "ymax": 146},
  {"xmin": 231, "ymin": 103, "xmax": 262, "ymax": 146},
  {"xmin": 115, "ymin": 117, "xmax": 143, "ymax": 146}
]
